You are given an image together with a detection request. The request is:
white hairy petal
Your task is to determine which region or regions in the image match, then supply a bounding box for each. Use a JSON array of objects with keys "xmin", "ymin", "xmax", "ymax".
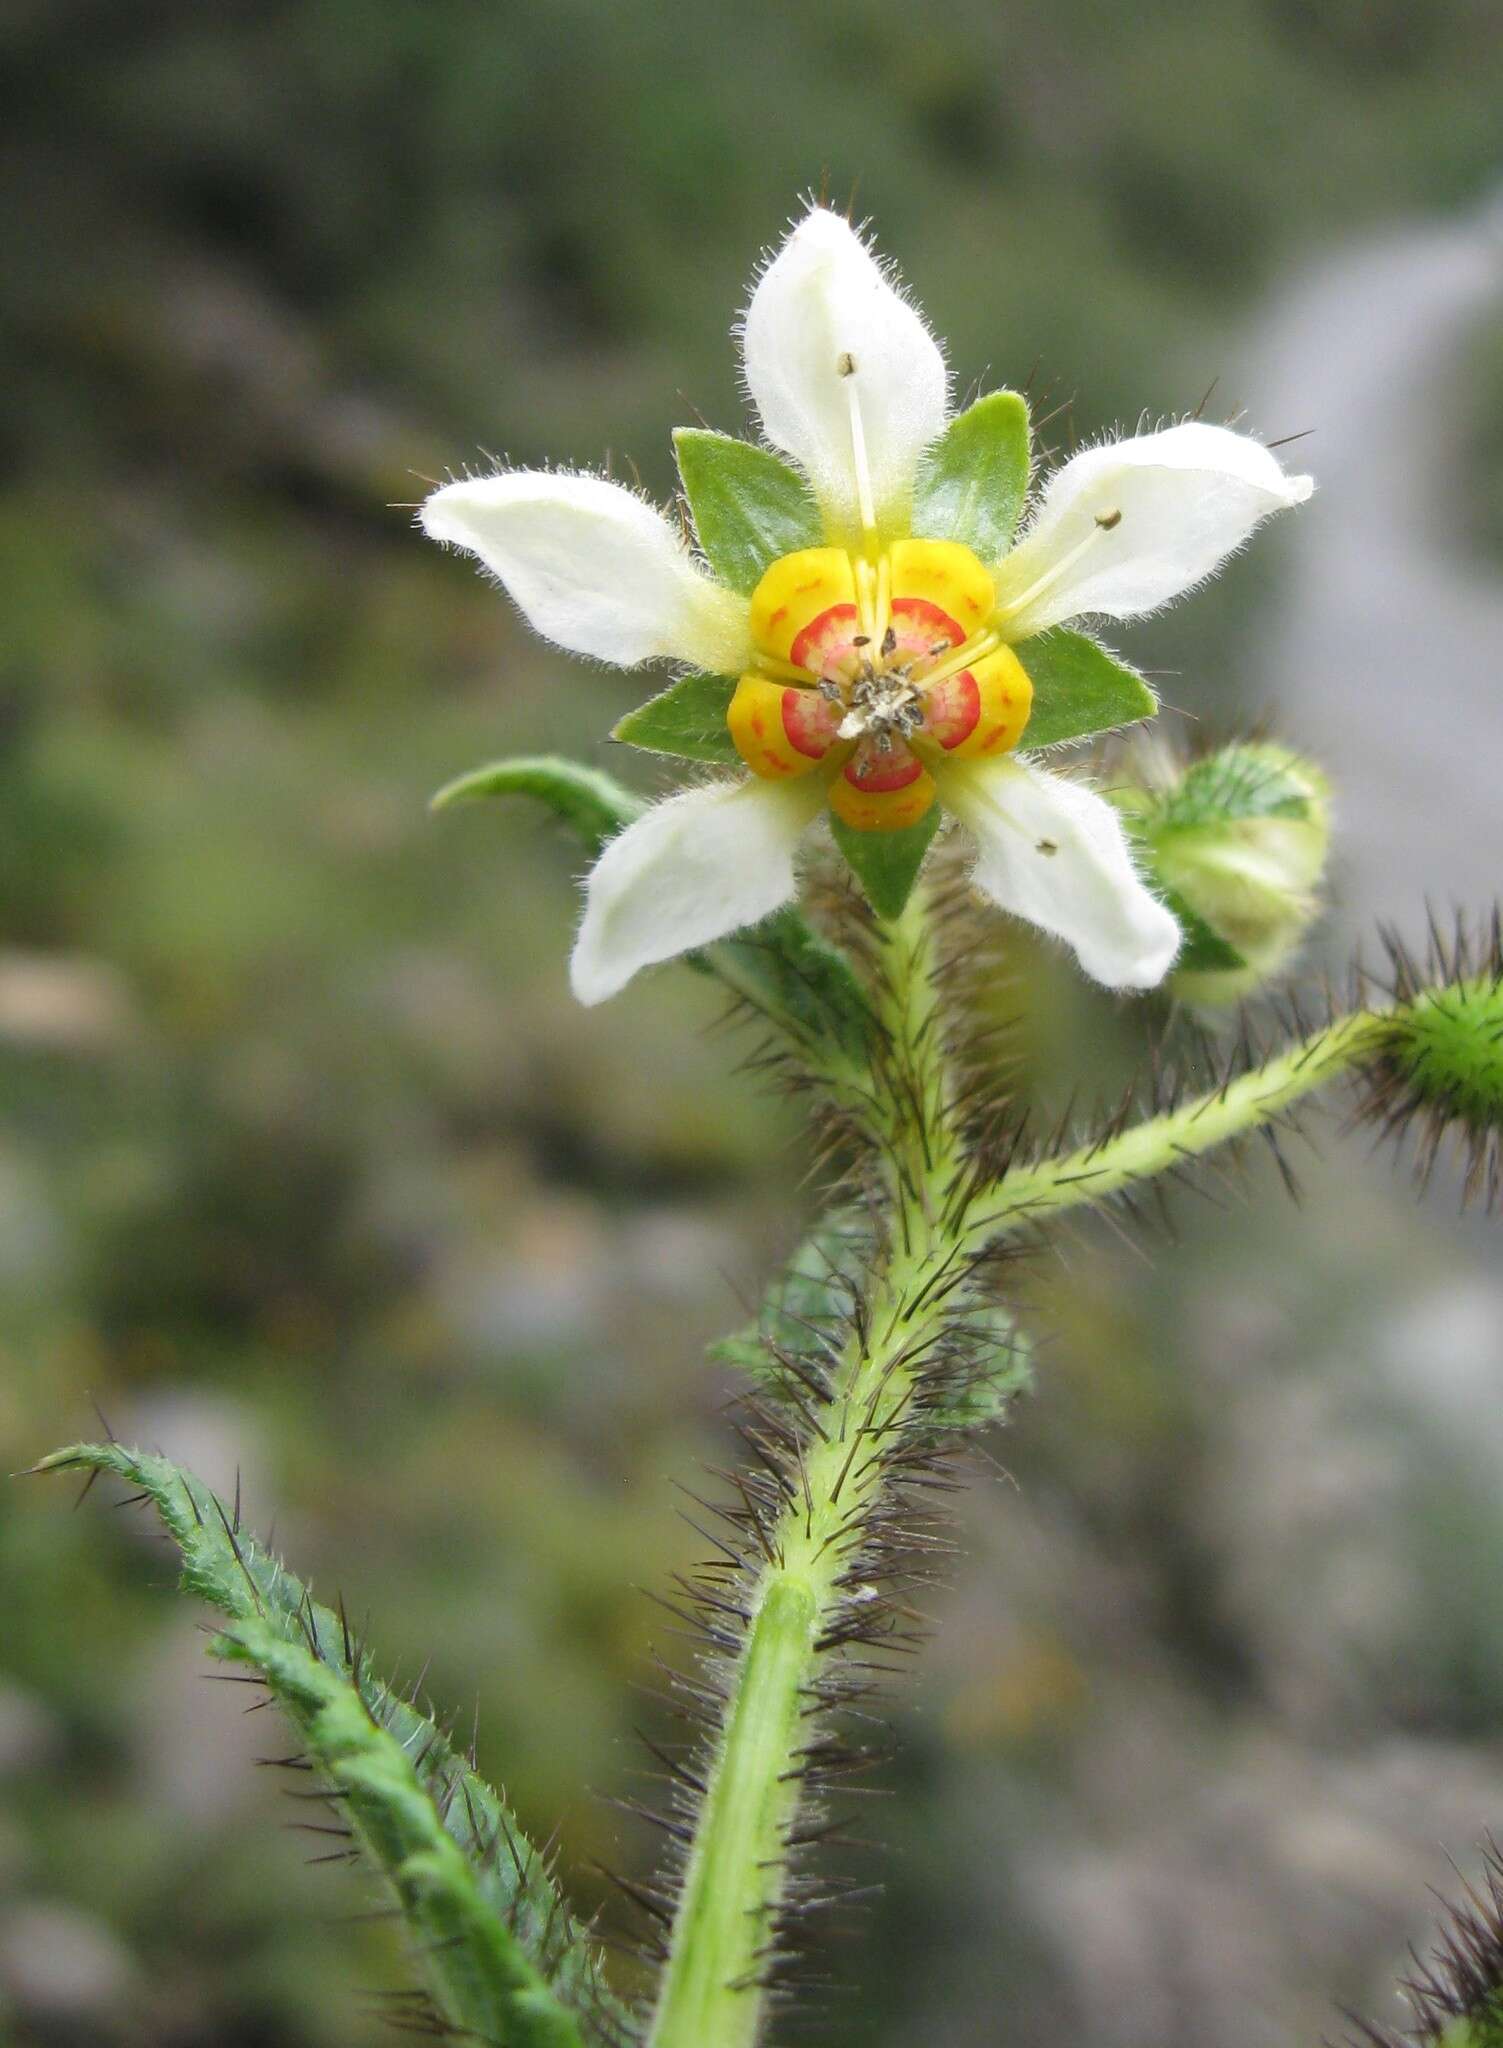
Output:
[
  {"xmin": 946, "ymin": 758, "xmax": 1181, "ymax": 989},
  {"xmin": 994, "ymin": 422, "xmax": 1314, "ymax": 636},
  {"xmin": 741, "ymin": 207, "xmax": 948, "ymax": 531},
  {"xmin": 421, "ymin": 471, "xmax": 752, "ymax": 672},
  {"xmin": 569, "ymin": 779, "xmax": 823, "ymax": 1005}
]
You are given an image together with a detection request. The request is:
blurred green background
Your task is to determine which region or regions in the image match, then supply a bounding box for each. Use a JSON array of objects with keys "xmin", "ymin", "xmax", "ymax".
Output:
[{"xmin": 3, "ymin": 2, "xmax": 1503, "ymax": 2043}]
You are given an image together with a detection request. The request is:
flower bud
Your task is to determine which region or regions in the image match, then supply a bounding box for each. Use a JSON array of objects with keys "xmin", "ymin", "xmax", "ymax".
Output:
[{"xmin": 1115, "ymin": 742, "xmax": 1331, "ymax": 1007}]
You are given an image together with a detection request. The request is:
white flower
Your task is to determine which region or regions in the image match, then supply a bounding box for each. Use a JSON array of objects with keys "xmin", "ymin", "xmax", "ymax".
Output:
[{"xmin": 422, "ymin": 206, "xmax": 1312, "ymax": 1006}]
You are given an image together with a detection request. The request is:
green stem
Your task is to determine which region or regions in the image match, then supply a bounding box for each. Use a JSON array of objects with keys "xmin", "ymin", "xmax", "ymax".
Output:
[
  {"xmin": 647, "ymin": 894, "xmax": 959, "ymax": 2048},
  {"xmin": 970, "ymin": 1007, "xmax": 1392, "ymax": 1238}
]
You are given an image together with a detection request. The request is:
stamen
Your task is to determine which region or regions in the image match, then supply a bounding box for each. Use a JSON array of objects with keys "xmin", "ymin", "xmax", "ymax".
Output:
[
  {"xmin": 873, "ymin": 550, "xmax": 891, "ymax": 654},
  {"xmin": 755, "ymin": 652, "xmax": 817, "ymax": 684},
  {"xmin": 921, "ymin": 628, "xmax": 1001, "ymax": 690},
  {"xmin": 995, "ymin": 506, "xmax": 1123, "ymax": 624},
  {"xmin": 839, "ymin": 353, "xmax": 880, "ymax": 550}
]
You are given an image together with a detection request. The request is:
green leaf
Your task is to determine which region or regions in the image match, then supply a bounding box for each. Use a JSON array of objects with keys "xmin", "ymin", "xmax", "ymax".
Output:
[
  {"xmin": 35, "ymin": 1443, "xmax": 617, "ymax": 2048},
  {"xmin": 830, "ymin": 806, "xmax": 941, "ymax": 920},
  {"xmin": 933, "ymin": 1301, "xmax": 1035, "ymax": 1429},
  {"xmin": 674, "ymin": 429, "xmax": 823, "ymax": 595},
  {"xmin": 430, "ymin": 754, "xmax": 644, "ymax": 853},
  {"xmin": 1015, "ymin": 629, "xmax": 1157, "ymax": 749},
  {"xmin": 911, "ymin": 391, "xmax": 1031, "ymax": 561},
  {"xmin": 712, "ymin": 1214, "xmax": 1033, "ymax": 1429},
  {"xmin": 430, "ymin": 753, "xmax": 873, "ymax": 1055},
  {"xmin": 719, "ymin": 907, "xmax": 874, "ymax": 1057},
  {"xmin": 710, "ymin": 1208, "xmax": 871, "ymax": 1390},
  {"xmin": 612, "ymin": 671, "xmax": 740, "ymax": 762}
]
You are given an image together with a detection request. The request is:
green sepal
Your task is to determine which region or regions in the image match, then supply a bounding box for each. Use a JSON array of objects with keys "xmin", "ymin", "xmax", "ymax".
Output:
[
  {"xmin": 34, "ymin": 1443, "xmax": 612, "ymax": 2048},
  {"xmin": 1014, "ymin": 628, "xmax": 1157, "ymax": 750},
  {"xmin": 430, "ymin": 754, "xmax": 643, "ymax": 852},
  {"xmin": 612, "ymin": 671, "xmax": 740, "ymax": 762},
  {"xmin": 911, "ymin": 391, "xmax": 1031, "ymax": 561},
  {"xmin": 1160, "ymin": 887, "xmax": 1247, "ymax": 974},
  {"xmin": 673, "ymin": 429, "xmax": 823, "ymax": 595},
  {"xmin": 430, "ymin": 752, "xmax": 873, "ymax": 1053},
  {"xmin": 1153, "ymin": 744, "xmax": 1323, "ymax": 832},
  {"xmin": 830, "ymin": 805, "xmax": 942, "ymax": 921}
]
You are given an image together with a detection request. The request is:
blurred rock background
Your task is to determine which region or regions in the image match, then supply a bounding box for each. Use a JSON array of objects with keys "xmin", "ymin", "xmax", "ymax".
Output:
[{"xmin": 1, "ymin": 2, "xmax": 1501, "ymax": 2043}]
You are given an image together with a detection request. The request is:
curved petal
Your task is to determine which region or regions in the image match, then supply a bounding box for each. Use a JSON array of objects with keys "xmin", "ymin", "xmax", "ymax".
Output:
[
  {"xmin": 421, "ymin": 471, "xmax": 752, "ymax": 673},
  {"xmin": 740, "ymin": 208, "xmax": 948, "ymax": 534},
  {"xmin": 569, "ymin": 778, "xmax": 823, "ymax": 1005},
  {"xmin": 993, "ymin": 422, "xmax": 1314, "ymax": 636},
  {"xmin": 945, "ymin": 759, "xmax": 1181, "ymax": 989}
]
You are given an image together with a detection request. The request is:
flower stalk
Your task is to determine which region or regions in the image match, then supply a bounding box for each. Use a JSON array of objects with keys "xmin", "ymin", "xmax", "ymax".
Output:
[{"xmin": 648, "ymin": 892, "xmax": 964, "ymax": 2048}]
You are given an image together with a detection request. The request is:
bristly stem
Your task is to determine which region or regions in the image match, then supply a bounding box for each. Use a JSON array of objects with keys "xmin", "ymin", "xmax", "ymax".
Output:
[
  {"xmin": 970, "ymin": 1007, "xmax": 1394, "ymax": 1239},
  {"xmin": 648, "ymin": 942, "xmax": 1407, "ymax": 2047},
  {"xmin": 647, "ymin": 891, "xmax": 963, "ymax": 2048}
]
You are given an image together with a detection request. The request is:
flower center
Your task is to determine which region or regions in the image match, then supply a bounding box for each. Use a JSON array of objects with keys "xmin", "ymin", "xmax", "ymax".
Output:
[
  {"xmin": 827, "ymin": 627, "xmax": 928, "ymax": 748},
  {"xmin": 727, "ymin": 536, "xmax": 1035, "ymax": 834}
]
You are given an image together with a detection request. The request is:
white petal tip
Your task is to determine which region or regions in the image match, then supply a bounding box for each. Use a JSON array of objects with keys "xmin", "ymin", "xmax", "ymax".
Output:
[
  {"xmin": 418, "ymin": 485, "xmax": 469, "ymax": 543},
  {"xmin": 1106, "ymin": 903, "xmax": 1184, "ymax": 991},
  {"xmin": 568, "ymin": 947, "xmax": 622, "ymax": 1007},
  {"xmin": 1284, "ymin": 471, "xmax": 1316, "ymax": 505}
]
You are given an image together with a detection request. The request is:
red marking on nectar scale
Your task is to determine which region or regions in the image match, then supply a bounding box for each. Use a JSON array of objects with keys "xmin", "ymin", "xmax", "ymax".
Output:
[
  {"xmin": 921, "ymin": 670, "xmax": 982, "ymax": 750},
  {"xmin": 843, "ymin": 739, "xmax": 924, "ymax": 793},
  {"xmin": 781, "ymin": 688, "xmax": 842, "ymax": 760}
]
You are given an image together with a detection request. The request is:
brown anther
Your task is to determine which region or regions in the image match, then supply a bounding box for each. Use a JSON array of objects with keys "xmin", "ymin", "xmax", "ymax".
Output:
[
  {"xmin": 880, "ymin": 626, "xmax": 897, "ymax": 657},
  {"xmin": 837, "ymin": 352, "xmax": 857, "ymax": 377},
  {"xmin": 1036, "ymin": 838, "xmax": 1059, "ymax": 856},
  {"xmin": 1095, "ymin": 508, "xmax": 1122, "ymax": 531},
  {"xmin": 851, "ymin": 634, "xmax": 870, "ymax": 647}
]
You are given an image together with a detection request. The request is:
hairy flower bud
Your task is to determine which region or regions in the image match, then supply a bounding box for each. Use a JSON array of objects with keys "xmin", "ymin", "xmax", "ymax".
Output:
[{"xmin": 1114, "ymin": 741, "xmax": 1331, "ymax": 1006}]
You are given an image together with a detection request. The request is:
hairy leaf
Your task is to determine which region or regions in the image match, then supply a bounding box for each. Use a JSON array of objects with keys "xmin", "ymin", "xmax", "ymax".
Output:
[
  {"xmin": 911, "ymin": 391, "xmax": 1031, "ymax": 561},
  {"xmin": 430, "ymin": 753, "xmax": 873, "ymax": 1054},
  {"xmin": 673, "ymin": 430, "xmax": 823, "ymax": 595},
  {"xmin": 1015, "ymin": 629, "xmax": 1157, "ymax": 749},
  {"xmin": 714, "ymin": 1213, "xmax": 1033, "ymax": 1428},
  {"xmin": 831, "ymin": 807, "xmax": 941, "ymax": 920},
  {"xmin": 613, "ymin": 672, "xmax": 740, "ymax": 762},
  {"xmin": 36, "ymin": 1443, "xmax": 627, "ymax": 2048},
  {"xmin": 431, "ymin": 754, "xmax": 645, "ymax": 852}
]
